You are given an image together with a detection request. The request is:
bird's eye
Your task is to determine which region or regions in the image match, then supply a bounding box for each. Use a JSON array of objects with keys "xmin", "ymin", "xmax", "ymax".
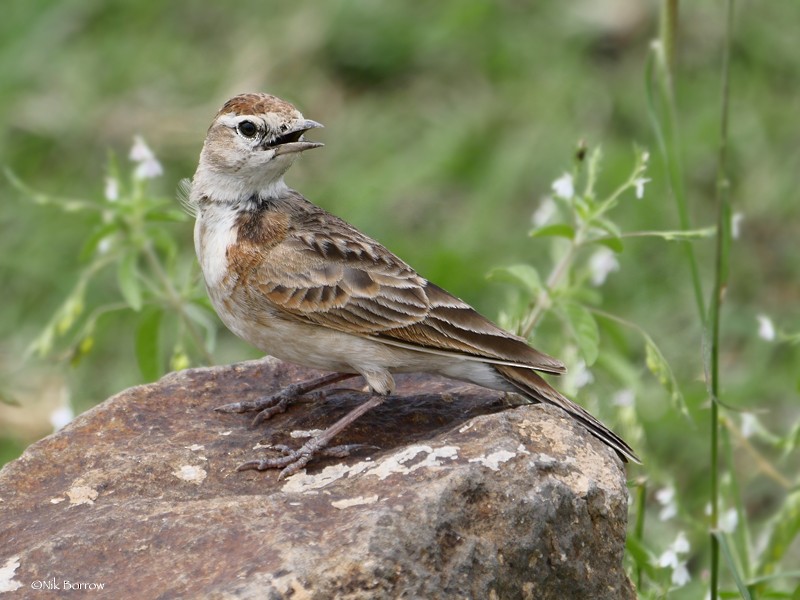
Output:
[{"xmin": 237, "ymin": 120, "xmax": 258, "ymax": 138}]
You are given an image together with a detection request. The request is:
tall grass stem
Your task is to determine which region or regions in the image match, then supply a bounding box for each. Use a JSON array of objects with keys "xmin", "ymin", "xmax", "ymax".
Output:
[{"xmin": 709, "ymin": 1, "xmax": 735, "ymax": 598}]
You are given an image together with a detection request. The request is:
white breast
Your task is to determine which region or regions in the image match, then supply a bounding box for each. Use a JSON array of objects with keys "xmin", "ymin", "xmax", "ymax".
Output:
[{"xmin": 194, "ymin": 204, "xmax": 239, "ymax": 289}]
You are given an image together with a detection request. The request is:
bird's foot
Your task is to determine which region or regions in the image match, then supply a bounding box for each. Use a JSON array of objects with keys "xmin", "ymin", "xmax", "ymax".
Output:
[
  {"xmin": 235, "ymin": 394, "xmax": 387, "ymax": 479},
  {"xmin": 213, "ymin": 372, "xmax": 359, "ymax": 424},
  {"xmin": 237, "ymin": 442, "xmax": 369, "ymax": 480}
]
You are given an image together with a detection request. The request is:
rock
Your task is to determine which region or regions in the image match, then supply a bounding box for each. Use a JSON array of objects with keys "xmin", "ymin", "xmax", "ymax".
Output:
[{"xmin": 0, "ymin": 358, "xmax": 635, "ymax": 599}]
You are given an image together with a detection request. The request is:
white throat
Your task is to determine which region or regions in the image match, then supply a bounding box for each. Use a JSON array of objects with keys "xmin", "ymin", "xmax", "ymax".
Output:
[{"xmin": 192, "ymin": 169, "xmax": 289, "ymax": 205}]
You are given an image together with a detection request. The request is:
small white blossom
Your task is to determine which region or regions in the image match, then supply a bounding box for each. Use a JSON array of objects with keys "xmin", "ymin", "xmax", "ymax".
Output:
[
  {"xmin": 671, "ymin": 562, "xmax": 691, "ymax": 587},
  {"xmin": 756, "ymin": 314, "xmax": 775, "ymax": 341},
  {"xmin": 659, "ymin": 501, "xmax": 678, "ymax": 522},
  {"xmin": 732, "ymin": 212, "xmax": 744, "ymax": 239},
  {"xmin": 104, "ymin": 176, "xmax": 119, "ymax": 201},
  {"xmin": 719, "ymin": 508, "xmax": 739, "ymax": 533},
  {"xmin": 50, "ymin": 405, "xmax": 74, "ymax": 431},
  {"xmin": 532, "ymin": 197, "xmax": 557, "ymax": 227},
  {"xmin": 672, "ymin": 531, "xmax": 690, "ymax": 554},
  {"xmin": 97, "ymin": 238, "xmax": 112, "ymax": 255},
  {"xmin": 129, "ymin": 135, "xmax": 163, "ymax": 180},
  {"xmin": 613, "ymin": 389, "xmax": 635, "ymax": 408},
  {"xmin": 656, "ymin": 486, "xmax": 677, "ymax": 521},
  {"xmin": 658, "ymin": 532, "xmax": 691, "ymax": 588},
  {"xmin": 642, "ymin": 151, "xmax": 650, "ymax": 163},
  {"xmin": 633, "ymin": 177, "xmax": 651, "ymax": 200},
  {"xmin": 741, "ymin": 412, "xmax": 759, "ymax": 439},
  {"xmin": 572, "ymin": 360, "xmax": 594, "ymax": 389},
  {"xmin": 551, "ymin": 173, "xmax": 574, "ymax": 200},
  {"xmin": 658, "ymin": 549, "xmax": 679, "ymax": 569},
  {"xmin": 588, "ymin": 247, "xmax": 620, "ymax": 286}
]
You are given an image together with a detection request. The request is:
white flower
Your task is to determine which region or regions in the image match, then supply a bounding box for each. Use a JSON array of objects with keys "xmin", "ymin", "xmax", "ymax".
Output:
[
  {"xmin": 97, "ymin": 238, "xmax": 112, "ymax": 255},
  {"xmin": 741, "ymin": 413, "xmax": 758, "ymax": 439},
  {"xmin": 532, "ymin": 197, "xmax": 557, "ymax": 227},
  {"xmin": 756, "ymin": 314, "xmax": 775, "ymax": 341},
  {"xmin": 672, "ymin": 531, "xmax": 690, "ymax": 554},
  {"xmin": 104, "ymin": 176, "xmax": 119, "ymax": 201},
  {"xmin": 633, "ymin": 177, "xmax": 651, "ymax": 199},
  {"xmin": 572, "ymin": 360, "xmax": 594, "ymax": 389},
  {"xmin": 642, "ymin": 151, "xmax": 650, "ymax": 163},
  {"xmin": 732, "ymin": 212, "xmax": 744, "ymax": 239},
  {"xmin": 658, "ymin": 548, "xmax": 678, "ymax": 569},
  {"xmin": 551, "ymin": 173, "xmax": 574, "ymax": 200},
  {"xmin": 671, "ymin": 562, "xmax": 691, "ymax": 587},
  {"xmin": 658, "ymin": 532, "xmax": 691, "ymax": 588},
  {"xmin": 656, "ymin": 486, "xmax": 677, "ymax": 521},
  {"xmin": 50, "ymin": 405, "xmax": 74, "ymax": 431},
  {"xmin": 588, "ymin": 247, "xmax": 620, "ymax": 286},
  {"xmin": 719, "ymin": 508, "xmax": 738, "ymax": 533},
  {"xmin": 613, "ymin": 389, "xmax": 635, "ymax": 407},
  {"xmin": 129, "ymin": 135, "xmax": 163, "ymax": 180}
]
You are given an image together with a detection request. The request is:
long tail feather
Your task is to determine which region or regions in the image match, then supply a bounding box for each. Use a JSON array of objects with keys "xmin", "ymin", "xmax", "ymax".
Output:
[{"xmin": 494, "ymin": 364, "xmax": 641, "ymax": 464}]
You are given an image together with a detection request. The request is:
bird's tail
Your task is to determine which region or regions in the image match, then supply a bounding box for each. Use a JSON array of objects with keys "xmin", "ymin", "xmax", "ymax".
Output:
[{"xmin": 494, "ymin": 364, "xmax": 641, "ymax": 464}]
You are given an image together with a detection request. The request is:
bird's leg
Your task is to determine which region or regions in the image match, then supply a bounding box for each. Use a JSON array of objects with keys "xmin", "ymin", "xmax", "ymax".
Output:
[
  {"xmin": 214, "ymin": 372, "xmax": 360, "ymax": 424},
  {"xmin": 237, "ymin": 394, "xmax": 386, "ymax": 479}
]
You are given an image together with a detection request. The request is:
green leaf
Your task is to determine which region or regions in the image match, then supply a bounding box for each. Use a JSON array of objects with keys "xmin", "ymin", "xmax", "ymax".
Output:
[
  {"xmin": 754, "ymin": 489, "xmax": 800, "ymax": 583},
  {"xmin": 170, "ymin": 344, "xmax": 191, "ymax": 372},
  {"xmin": 713, "ymin": 532, "xmax": 752, "ymax": 600},
  {"xmin": 590, "ymin": 219, "xmax": 624, "ymax": 253},
  {"xmin": 529, "ymin": 223, "xmax": 575, "ymax": 240},
  {"xmin": 80, "ymin": 223, "xmax": 118, "ymax": 261},
  {"xmin": 644, "ymin": 335, "xmax": 686, "ymax": 415},
  {"xmin": 0, "ymin": 386, "xmax": 21, "ymax": 407},
  {"xmin": 69, "ymin": 336, "xmax": 95, "ymax": 368},
  {"xmin": 136, "ymin": 308, "xmax": 163, "ymax": 381},
  {"xmin": 624, "ymin": 536, "xmax": 659, "ymax": 580},
  {"xmin": 563, "ymin": 302, "xmax": 599, "ymax": 366},
  {"xmin": 488, "ymin": 264, "xmax": 542, "ymax": 297},
  {"xmin": 594, "ymin": 236, "xmax": 624, "ymax": 253},
  {"xmin": 184, "ymin": 302, "xmax": 219, "ymax": 351},
  {"xmin": 56, "ymin": 288, "xmax": 86, "ymax": 336},
  {"xmin": 117, "ymin": 253, "xmax": 143, "ymax": 311},
  {"xmin": 595, "ymin": 216, "xmax": 623, "ymax": 239}
]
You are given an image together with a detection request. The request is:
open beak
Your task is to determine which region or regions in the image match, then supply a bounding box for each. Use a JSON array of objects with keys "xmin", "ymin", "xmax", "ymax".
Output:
[{"xmin": 268, "ymin": 119, "xmax": 324, "ymax": 156}]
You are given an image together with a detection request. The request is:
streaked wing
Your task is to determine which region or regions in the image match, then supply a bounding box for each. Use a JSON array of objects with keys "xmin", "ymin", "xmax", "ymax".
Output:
[{"xmin": 254, "ymin": 210, "xmax": 566, "ymax": 374}]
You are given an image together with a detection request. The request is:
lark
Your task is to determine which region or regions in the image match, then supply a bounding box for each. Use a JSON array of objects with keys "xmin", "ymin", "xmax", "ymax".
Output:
[{"xmin": 189, "ymin": 92, "xmax": 639, "ymax": 478}]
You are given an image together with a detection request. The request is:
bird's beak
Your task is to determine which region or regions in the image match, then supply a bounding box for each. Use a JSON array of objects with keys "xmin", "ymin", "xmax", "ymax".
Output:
[{"xmin": 269, "ymin": 119, "xmax": 324, "ymax": 156}]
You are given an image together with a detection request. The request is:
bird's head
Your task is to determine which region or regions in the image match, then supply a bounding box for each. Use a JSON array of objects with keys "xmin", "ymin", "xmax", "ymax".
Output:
[{"xmin": 193, "ymin": 93, "xmax": 323, "ymax": 203}]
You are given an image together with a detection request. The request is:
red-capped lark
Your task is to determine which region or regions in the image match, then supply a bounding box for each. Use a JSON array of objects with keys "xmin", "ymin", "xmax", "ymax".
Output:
[{"xmin": 189, "ymin": 92, "xmax": 639, "ymax": 478}]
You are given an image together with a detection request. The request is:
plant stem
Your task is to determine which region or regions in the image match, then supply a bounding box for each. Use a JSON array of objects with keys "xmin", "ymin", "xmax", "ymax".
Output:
[
  {"xmin": 520, "ymin": 237, "xmax": 578, "ymax": 339},
  {"xmin": 722, "ymin": 416, "xmax": 791, "ymax": 489},
  {"xmin": 709, "ymin": 1, "xmax": 735, "ymax": 598},
  {"xmin": 647, "ymin": 3, "xmax": 707, "ymax": 322},
  {"xmin": 633, "ymin": 478, "xmax": 647, "ymax": 590},
  {"xmin": 660, "ymin": 0, "xmax": 679, "ymax": 91}
]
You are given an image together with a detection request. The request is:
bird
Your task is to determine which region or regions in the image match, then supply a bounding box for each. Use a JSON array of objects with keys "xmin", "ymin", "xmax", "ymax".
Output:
[{"xmin": 188, "ymin": 92, "xmax": 639, "ymax": 478}]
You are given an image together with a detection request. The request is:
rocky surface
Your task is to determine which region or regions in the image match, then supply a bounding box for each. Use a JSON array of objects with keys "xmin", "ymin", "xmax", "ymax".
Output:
[{"xmin": 0, "ymin": 358, "xmax": 635, "ymax": 599}]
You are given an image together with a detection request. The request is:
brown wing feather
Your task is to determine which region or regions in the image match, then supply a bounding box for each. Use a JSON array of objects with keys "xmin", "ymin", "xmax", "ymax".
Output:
[
  {"xmin": 251, "ymin": 198, "xmax": 565, "ymax": 373},
  {"xmin": 493, "ymin": 364, "xmax": 641, "ymax": 464}
]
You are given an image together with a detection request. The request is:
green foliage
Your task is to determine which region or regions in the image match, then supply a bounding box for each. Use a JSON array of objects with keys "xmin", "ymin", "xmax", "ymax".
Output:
[
  {"xmin": 11, "ymin": 142, "xmax": 213, "ymax": 382},
  {"xmin": 1, "ymin": 1, "xmax": 799, "ymax": 598},
  {"xmin": 494, "ymin": 144, "xmax": 685, "ymax": 411}
]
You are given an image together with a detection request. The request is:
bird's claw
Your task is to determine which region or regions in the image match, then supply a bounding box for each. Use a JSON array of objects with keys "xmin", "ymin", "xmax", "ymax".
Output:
[
  {"xmin": 214, "ymin": 376, "xmax": 348, "ymax": 420},
  {"xmin": 236, "ymin": 442, "xmax": 373, "ymax": 480}
]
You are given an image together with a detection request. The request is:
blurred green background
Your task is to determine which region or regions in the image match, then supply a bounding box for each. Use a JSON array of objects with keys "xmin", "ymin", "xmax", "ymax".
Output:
[{"xmin": 1, "ymin": 0, "xmax": 798, "ymax": 595}]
